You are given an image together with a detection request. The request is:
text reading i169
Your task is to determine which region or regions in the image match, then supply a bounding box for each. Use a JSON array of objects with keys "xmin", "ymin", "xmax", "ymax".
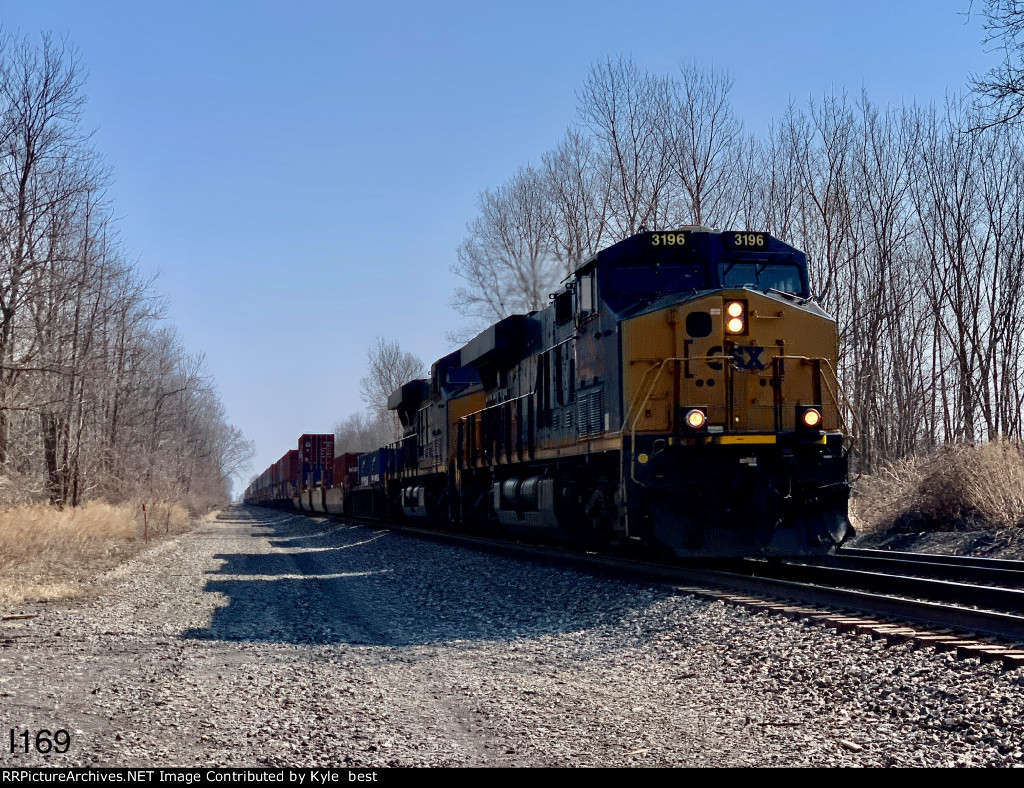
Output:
[{"xmin": 9, "ymin": 728, "xmax": 71, "ymax": 754}]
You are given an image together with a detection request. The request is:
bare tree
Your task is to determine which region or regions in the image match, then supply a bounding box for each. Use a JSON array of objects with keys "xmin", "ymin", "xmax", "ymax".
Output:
[
  {"xmin": 746, "ymin": 102, "xmax": 812, "ymax": 241},
  {"xmin": 335, "ymin": 338, "xmax": 428, "ymax": 451},
  {"xmin": 0, "ymin": 32, "xmax": 87, "ymax": 464},
  {"xmin": 969, "ymin": 0, "xmax": 1024, "ymax": 127},
  {"xmin": 541, "ymin": 128, "xmax": 611, "ymax": 274},
  {"xmin": 576, "ymin": 56, "xmax": 675, "ymax": 236},
  {"xmin": 359, "ymin": 337, "xmax": 426, "ymax": 439},
  {"xmin": 0, "ymin": 31, "xmax": 252, "ymax": 511},
  {"xmin": 334, "ymin": 410, "xmax": 394, "ymax": 454},
  {"xmin": 449, "ymin": 166, "xmax": 559, "ymax": 329},
  {"xmin": 666, "ymin": 62, "xmax": 745, "ymax": 228},
  {"xmin": 845, "ymin": 97, "xmax": 924, "ymax": 468}
]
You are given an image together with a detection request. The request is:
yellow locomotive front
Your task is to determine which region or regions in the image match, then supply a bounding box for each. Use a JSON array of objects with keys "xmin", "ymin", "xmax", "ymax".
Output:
[{"xmin": 615, "ymin": 230, "xmax": 852, "ymax": 556}]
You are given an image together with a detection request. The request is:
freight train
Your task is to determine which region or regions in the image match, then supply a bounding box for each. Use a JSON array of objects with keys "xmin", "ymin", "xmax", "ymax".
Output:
[{"xmin": 244, "ymin": 227, "xmax": 854, "ymax": 557}]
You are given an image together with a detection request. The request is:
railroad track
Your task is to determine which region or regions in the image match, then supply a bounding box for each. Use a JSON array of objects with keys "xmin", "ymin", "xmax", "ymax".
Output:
[
  {"xmin": 365, "ymin": 518, "xmax": 1024, "ymax": 661},
  {"xmin": 734, "ymin": 551, "xmax": 1024, "ymax": 617},
  {"xmin": 249, "ymin": 507, "xmax": 1024, "ymax": 665},
  {"xmin": 718, "ymin": 553, "xmax": 1024, "ymax": 644}
]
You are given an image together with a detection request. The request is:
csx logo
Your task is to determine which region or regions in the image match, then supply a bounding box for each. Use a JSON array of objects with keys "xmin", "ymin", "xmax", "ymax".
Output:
[{"xmin": 707, "ymin": 345, "xmax": 765, "ymax": 371}]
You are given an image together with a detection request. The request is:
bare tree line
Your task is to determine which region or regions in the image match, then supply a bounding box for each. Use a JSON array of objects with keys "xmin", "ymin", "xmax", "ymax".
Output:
[
  {"xmin": 0, "ymin": 31, "xmax": 252, "ymax": 509},
  {"xmin": 451, "ymin": 55, "xmax": 1024, "ymax": 472}
]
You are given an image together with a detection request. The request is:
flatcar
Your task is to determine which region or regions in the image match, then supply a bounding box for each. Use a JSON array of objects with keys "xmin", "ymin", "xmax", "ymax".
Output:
[{"xmin": 245, "ymin": 227, "xmax": 854, "ymax": 558}]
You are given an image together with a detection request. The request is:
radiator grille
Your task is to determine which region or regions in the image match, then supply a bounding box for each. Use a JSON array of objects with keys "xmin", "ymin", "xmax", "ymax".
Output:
[{"xmin": 577, "ymin": 388, "xmax": 604, "ymax": 437}]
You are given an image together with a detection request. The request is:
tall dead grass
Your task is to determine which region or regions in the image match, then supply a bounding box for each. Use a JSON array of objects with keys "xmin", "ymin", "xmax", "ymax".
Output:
[
  {"xmin": 851, "ymin": 440, "xmax": 1024, "ymax": 535},
  {"xmin": 0, "ymin": 500, "xmax": 191, "ymax": 606}
]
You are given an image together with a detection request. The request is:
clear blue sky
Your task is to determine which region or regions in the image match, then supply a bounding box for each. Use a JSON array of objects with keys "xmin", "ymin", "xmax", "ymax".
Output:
[{"xmin": 2, "ymin": 1, "xmax": 998, "ymax": 494}]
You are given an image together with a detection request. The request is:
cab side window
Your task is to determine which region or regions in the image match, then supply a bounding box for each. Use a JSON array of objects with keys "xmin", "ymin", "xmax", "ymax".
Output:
[
  {"xmin": 554, "ymin": 290, "xmax": 572, "ymax": 324},
  {"xmin": 577, "ymin": 273, "xmax": 597, "ymax": 320}
]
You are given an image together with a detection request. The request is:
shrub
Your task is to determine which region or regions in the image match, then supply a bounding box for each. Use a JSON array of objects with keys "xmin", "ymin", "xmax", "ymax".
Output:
[
  {"xmin": 0, "ymin": 500, "xmax": 193, "ymax": 606},
  {"xmin": 851, "ymin": 440, "xmax": 1024, "ymax": 534}
]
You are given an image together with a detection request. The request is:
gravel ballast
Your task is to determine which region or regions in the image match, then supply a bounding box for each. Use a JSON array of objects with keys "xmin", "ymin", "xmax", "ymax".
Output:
[{"xmin": 2, "ymin": 506, "xmax": 1023, "ymax": 768}]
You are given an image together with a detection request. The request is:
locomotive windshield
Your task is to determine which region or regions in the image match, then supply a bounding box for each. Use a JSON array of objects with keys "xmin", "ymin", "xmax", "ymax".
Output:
[
  {"xmin": 603, "ymin": 263, "xmax": 705, "ymax": 311},
  {"xmin": 718, "ymin": 262, "xmax": 805, "ymax": 296}
]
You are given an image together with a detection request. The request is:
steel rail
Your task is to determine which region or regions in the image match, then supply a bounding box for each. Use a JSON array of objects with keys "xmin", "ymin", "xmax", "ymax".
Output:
[
  {"xmin": 837, "ymin": 546, "xmax": 1024, "ymax": 572},
  {"xmin": 659, "ymin": 563, "xmax": 1024, "ymax": 643},
  {"xmin": 801, "ymin": 550, "xmax": 1024, "ymax": 587},
  {"xmin": 734, "ymin": 559, "xmax": 1024, "ymax": 614}
]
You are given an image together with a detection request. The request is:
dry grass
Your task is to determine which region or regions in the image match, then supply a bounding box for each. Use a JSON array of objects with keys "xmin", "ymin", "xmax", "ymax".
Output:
[
  {"xmin": 851, "ymin": 440, "xmax": 1024, "ymax": 535},
  {"xmin": 0, "ymin": 500, "xmax": 192, "ymax": 606}
]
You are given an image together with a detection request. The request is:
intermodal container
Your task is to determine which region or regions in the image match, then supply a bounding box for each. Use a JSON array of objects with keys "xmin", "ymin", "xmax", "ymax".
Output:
[{"xmin": 298, "ymin": 434, "xmax": 335, "ymax": 489}]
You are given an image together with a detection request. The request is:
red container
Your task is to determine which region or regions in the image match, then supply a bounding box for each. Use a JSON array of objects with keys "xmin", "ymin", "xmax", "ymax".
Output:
[
  {"xmin": 298, "ymin": 434, "xmax": 335, "ymax": 489},
  {"xmin": 333, "ymin": 452, "xmax": 361, "ymax": 489}
]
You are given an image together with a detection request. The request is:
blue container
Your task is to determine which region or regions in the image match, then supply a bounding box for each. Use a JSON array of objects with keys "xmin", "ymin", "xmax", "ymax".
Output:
[{"xmin": 358, "ymin": 450, "xmax": 387, "ymax": 486}]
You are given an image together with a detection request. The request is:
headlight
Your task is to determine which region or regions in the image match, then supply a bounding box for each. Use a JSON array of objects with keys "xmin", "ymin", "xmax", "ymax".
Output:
[
  {"xmin": 797, "ymin": 406, "xmax": 822, "ymax": 429},
  {"xmin": 684, "ymin": 407, "xmax": 707, "ymax": 430},
  {"xmin": 724, "ymin": 300, "xmax": 746, "ymax": 334}
]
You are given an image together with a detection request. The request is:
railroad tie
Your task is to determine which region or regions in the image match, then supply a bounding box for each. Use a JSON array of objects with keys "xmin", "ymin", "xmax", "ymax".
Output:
[{"xmin": 869, "ymin": 626, "xmax": 918, "ymax": 644}]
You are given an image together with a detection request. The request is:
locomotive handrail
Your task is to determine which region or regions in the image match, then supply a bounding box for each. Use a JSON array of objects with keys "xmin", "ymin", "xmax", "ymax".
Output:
[
  {"xmin": 620, "ymin": 360, "xmax": 669, "ymax": 432},
  {"xmin": 385, "ymin": 433, "xmax": 419, "ymax": 479},
  {"xmin": 459, "ymin": 392, "xmax": 535, "ymax": 422},
  {"xmin": 620, "ymin": 356, "xmax": 727, "ymax": 488},
  {"xmin": 458, "ymin": 392, "xmax": 535, "ymax": 468},
  {"xmin": 620, "ymin": 357, "xmax": 696, "ymax": 489},
  {"xmin": 620, "ymin": 353, "xmax": 853, "ymax": 491},
  {"xmin": 621, "ymin": 355, "xmax": 734, "ymax": 436},
  {"xmin": 820, "ymin": 358, "xmax": 860, "ymax": 442},
  {"xmin": 770, "ymin": 354, "xmax": 859, "ymax": 441}
]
